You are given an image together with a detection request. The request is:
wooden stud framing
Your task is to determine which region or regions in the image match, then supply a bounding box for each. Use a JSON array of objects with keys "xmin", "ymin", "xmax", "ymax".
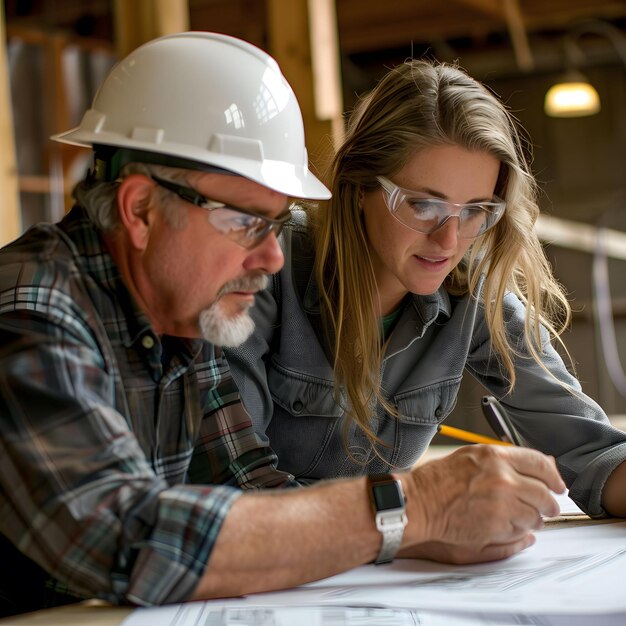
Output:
[
  {"xmin": 113, "ymin": 0, "xmax": 189, "ymax": 58},
  {"xmin": 266, "ymin": 0, "xmax": 341, "ymax": 183},
  {"xmin": 0, "ymin": 5, "xmax": 21, "ymax": 244}
]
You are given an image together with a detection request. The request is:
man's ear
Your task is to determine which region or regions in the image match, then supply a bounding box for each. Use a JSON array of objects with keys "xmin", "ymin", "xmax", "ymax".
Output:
[{"xmin": 116, "ymin": 174, "xmax": 157, "ymax": 250}]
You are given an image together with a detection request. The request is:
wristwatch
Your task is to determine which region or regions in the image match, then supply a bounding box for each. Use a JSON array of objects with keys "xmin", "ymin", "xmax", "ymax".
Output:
[{"xmin": 368, "ymin": 474, "xmax": 408, "ymax": 564}]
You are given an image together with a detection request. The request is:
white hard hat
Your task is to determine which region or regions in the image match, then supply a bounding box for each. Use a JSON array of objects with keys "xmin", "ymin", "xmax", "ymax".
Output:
[{"xmin": 52, "ymin": 31, "xmax": 331, "ymax": 200}]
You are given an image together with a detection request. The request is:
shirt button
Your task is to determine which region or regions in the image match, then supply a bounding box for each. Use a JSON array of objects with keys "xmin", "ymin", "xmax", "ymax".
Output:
[
  {"xmin": 142, "ymin": 335, "xmax": 155, "ymax": 350},
  {"xmin": 292, "ymin": 400, "xmax": 304, "ymax": 414},
  {"xmin": 435, "ymin": 407, "xmax": 443, "ymax": 418}
]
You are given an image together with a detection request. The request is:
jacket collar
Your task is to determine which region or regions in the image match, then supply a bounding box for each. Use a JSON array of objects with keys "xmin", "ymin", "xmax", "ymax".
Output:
[{"xmin": 303, "ymin": 268, "xmax": 452, "ymax": 323}]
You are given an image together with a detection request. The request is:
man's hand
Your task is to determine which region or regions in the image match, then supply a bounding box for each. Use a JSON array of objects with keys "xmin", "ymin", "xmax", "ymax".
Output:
[
  {"xmin": 399, "ymin": 535, "xmax": 536, "ymax": 564},
  {"xmin": 399, "ymin": 445, "xmax": 566, "ymax": 563}
]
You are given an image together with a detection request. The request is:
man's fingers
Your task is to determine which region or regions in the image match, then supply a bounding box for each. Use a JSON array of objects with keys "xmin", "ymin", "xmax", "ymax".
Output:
[
  {"xmin": 509, "ymin": 500, "xmax": 546, "ymax": 532},
  {"xmin": 404, "ymin": 444, "xmax": 566, "ymax": 552},
  {"xmin": 408, "ymin": 533, "xmax": 537, "ymax": 565},
  {"xmin": 479, "ymin": 449, "xmax": 562, "ymax": 519},
  {"xmin": 470, "ymin": 533, "xmax": 537, "ymax": 564},
  {"xmin": 506, "ymin": 448, "xmax": 566, "ymax": 494},
  {"xmin": 513, "ymin": 475, "xmax": 561, "ymax": 518}
]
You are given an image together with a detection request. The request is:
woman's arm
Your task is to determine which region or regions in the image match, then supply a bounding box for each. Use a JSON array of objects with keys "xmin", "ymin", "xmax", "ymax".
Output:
[
  {"xmin": 601, "ymin": 459, "xmax": 626, "ymax": 516},
  {"xmin": 468, "ymin": 292, "xmax": 626, "ymax": 517}
]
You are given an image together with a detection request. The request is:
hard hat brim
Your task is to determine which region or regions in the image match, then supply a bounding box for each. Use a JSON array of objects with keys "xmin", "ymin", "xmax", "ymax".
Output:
[{"xmin": 52, "ymin": 128, "xmax": 331, "ymax": 201}]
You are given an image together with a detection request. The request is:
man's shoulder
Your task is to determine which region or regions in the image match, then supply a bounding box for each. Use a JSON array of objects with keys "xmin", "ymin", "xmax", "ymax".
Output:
[
  {"xmin": 0, "ymin": 221, "xmax": 88, "ymax": 321},
  {"xmin": 1, "ymin": 220, "xmax": 65, "ymax": 257},
  {"xmin": 1, "ymin": 221, "xmax": 76, "ymax": 279}
]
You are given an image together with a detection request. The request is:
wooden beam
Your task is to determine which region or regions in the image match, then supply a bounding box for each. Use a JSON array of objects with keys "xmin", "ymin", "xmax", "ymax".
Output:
[
  {"xmin": 0, "ymin": 5, "xmax": 21, "ymax": 244},
  {"xmin": 503, "ymin": 0, "xmax": 535, "ymax": 71},
  {"xmin": 537, "ymin": 214, "xmax": 626, "ymax": 262},
  {"xmin": 451, "ymin": 0, "xmax": 502, "ymax": 19},
  {"xmin": 307, "ymin": 0, "xmax": 345, "ymax": 148},
  {"xmin": 266, "ymin": 0, "xmax": 337, "ymax": 181},
  {"xmin": 452, "ymin": 0, "xmax": 534, "ymax": 71},
  {"xmin": 113, "ymin": 0, "xmax": 189, "ymax": 58},
  {"xmin": 336, "ymin": 0, "xmax": 506, "ymax": 55}
]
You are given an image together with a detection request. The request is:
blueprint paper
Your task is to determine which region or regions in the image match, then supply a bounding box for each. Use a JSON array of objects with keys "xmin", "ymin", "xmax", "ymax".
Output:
[{"xmin": 122, "ymin": 522, "xmax": 626, "ymax": 625}]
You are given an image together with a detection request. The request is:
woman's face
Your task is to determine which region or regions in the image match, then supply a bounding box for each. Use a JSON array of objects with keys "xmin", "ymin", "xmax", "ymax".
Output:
[{"xmin": 361, "ymin": 144, "xmax": 501, "ymax": 315}]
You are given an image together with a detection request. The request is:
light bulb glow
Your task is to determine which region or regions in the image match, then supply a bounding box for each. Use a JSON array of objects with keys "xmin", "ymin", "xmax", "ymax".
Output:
[{"xmin": 544, "ymin": 81, "xmax": 601, "ymax": 117}]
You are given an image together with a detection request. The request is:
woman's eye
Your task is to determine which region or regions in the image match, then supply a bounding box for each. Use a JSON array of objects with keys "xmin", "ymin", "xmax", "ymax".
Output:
[
  {"xmin": 463, "ymin": 208, "xmax": 487, "ymax": 222},
  {"xmin": 408, "ymin": 200, "xmax": 442, "ymax": 219}
]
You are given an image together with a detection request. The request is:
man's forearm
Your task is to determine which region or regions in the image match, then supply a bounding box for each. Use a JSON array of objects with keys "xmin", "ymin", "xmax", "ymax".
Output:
[
  {"xmin": 191, "ymin": 445, "xmax": 567, "ymax": 600},
  {"xmin": 190, "ymin": 476, "xmax": 381, "ymax": 598}
]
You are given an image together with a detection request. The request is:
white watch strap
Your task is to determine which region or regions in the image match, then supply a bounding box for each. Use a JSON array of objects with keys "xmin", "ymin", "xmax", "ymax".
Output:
[{"xmin": 375, "ymin": 511, "xmax": 408, "ymax": 564}]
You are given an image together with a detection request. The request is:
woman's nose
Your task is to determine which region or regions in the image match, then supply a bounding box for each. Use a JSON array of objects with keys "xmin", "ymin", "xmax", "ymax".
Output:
[{"xmin": 429, "ymin": 215, "xmax": 460, "ymax": 250}]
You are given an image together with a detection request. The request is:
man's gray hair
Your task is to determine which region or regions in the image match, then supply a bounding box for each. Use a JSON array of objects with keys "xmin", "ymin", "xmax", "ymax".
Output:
[{"xmin": 73, "ymin": 162, "xmax": 191, "ymax": 231}]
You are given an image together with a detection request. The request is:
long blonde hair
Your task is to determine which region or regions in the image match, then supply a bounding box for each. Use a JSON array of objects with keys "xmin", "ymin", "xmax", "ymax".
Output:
[{"xmin": 311, "ymin": 59, "xmax": 571, "ymax": 447}]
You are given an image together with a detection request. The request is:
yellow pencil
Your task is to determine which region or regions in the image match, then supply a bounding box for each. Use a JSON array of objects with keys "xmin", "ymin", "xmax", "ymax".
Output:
[{"xmin": 438, "ymin": 424, "xmax": 513, "ymax": 446}]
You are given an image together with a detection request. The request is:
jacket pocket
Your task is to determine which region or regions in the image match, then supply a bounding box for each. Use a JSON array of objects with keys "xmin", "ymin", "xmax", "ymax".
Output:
[
  {"xmin": 393, "ymin": 376, "xmax": 462, "ymax": 425},
  {"xmin": 268, "ymin": 358, "xmax": 344, "ymax": 418},
  {"xmin": 266, "ymin": 358, "xmax": 344, "ymax": 477}
]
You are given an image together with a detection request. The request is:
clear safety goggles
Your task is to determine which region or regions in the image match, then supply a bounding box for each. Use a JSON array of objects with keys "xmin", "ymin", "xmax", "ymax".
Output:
[
  {"xmin": 152, "ymin": 175, "xmax": 291, "ymax": 249},
  {"xmin": 377, "ymin": 176, "xmax": 506, "ymax": 239}
]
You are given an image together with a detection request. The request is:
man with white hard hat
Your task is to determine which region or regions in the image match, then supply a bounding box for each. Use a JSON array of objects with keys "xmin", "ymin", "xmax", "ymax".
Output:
[{"xmin": 0, "ymin": 32, "xmax": 565, "ymax": 616}]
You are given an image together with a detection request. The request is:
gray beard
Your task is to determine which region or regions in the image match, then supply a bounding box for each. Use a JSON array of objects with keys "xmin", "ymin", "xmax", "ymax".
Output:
[{"xmin": 199, "ymin": 274, "xmax": 268, "ymax": 347}]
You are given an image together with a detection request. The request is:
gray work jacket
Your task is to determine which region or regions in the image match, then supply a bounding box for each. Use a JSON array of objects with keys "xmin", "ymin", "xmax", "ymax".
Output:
[{"xmin": 226, "ymin": 217, "xmax": 626, "ymax": 516}]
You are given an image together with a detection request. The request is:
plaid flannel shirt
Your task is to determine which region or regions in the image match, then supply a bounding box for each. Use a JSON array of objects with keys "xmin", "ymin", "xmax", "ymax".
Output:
[{"xmin": 0, "ymin": 205, "xmax": 293, "ymax": 612}]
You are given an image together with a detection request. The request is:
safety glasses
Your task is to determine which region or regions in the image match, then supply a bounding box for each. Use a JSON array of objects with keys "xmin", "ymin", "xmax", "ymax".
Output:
[
  {"xmin": 377, "ymin": 176, "xmax": 506, "ymax": 239},
  {"xmin": 151, "ymin": 175, "xmax": 292, "ymax": 249}
]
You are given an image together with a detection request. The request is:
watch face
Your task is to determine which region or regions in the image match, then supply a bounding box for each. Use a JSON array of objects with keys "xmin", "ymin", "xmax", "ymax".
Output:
[{"xmin": 372, "ymin": 481, "xmax": 403, "ymax": 511}]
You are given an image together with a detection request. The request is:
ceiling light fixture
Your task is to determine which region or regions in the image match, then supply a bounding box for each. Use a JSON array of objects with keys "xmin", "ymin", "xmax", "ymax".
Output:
[
  {"xmin": 544, "ymin": 71, "xmax": 600, "ymax": 117},
  {"xmin": 544, "ymin": 19, "xmax": 626, "ymax": 118}
]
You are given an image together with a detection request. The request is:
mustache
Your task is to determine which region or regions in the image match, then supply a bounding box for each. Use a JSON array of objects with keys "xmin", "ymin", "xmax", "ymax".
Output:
[{"xmin": 217, "ymin": 274, "xmax": 269, "ymax": 297}]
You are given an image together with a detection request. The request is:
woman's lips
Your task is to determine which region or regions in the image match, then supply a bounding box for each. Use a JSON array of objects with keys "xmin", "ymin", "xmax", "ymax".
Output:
[{"xmin": 413, "ymin": 255, "xmax": 450, "ymax": 271}]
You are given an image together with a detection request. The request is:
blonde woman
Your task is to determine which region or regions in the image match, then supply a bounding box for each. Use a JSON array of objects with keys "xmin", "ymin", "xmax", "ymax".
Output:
[{"xmin": 226, "ymin": 59, "xmax": 626, "ymax": 517}]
